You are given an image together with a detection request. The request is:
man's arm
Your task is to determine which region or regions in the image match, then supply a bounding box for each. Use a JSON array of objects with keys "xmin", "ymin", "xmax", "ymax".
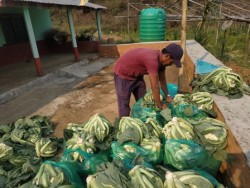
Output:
[
  {"xmin": 159, "ymin": 70, "xmax": 172, "ymax": 103},
  {"xmin": 148, "ymin": 73, "xmax": 165, "ymax": 109}
]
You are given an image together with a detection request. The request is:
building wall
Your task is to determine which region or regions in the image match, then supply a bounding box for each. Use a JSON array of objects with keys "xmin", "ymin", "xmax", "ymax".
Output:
[
  {"xmin": 0, "ymin": 7, "xmax": 51, "ymax": 46},
  {"xmin": 29, "ymin": 8, "xmax": 51, "ymax": 40},
  {"xmin": 0, "ymin": 6, "xmax": 100, "ymax": 66},
  {"xmin": 0, "ymin": 40, "xmax": 99, "ymax": 66}
]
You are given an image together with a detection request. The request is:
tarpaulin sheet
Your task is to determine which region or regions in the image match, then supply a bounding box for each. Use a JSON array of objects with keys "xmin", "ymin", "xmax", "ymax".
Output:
[{"xmin": 195, "ymin": 59, "xmax": 221, "ymax": 74}]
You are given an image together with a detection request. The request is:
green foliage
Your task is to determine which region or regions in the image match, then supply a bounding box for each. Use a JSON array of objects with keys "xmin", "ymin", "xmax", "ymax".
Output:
[
  {"xmin": 50, "ymin": 1, "xmax": 250, "ymax": 68},
  {"xmin": 203, "ymin": 22, "xmax": 249, "ymax": 66},
  {"xmin": 193, "ymin": 28, "xmax": 209, "ymax": 46},
  {"xmin": 77, "ymin": 26, "xmax": 97, "ymax": 41},
  {"xmin": 165, "ymin": 24, "xmax": 181, "ymax": 41}
]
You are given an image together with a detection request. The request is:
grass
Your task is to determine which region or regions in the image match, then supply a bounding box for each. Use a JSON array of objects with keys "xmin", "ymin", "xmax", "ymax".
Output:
[{"xmin": 102, "ymin": 22, "xmax": 250, "ymax": 69}]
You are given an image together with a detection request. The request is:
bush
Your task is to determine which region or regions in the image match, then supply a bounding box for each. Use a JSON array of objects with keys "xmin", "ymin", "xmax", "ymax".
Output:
[
  {"xmin": 45, "ymin": 29, "xmax": 69, "ymax": 45},
  {"xmin": 77, "ymin": 27, "xmax": 97, "ymax": 41}
]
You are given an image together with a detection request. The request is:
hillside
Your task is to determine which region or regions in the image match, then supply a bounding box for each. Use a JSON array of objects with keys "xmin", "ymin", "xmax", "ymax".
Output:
[
  {"xmin": 51, "ymin": 0, "xmax": 250, "ymax": 84},
  {"xmin": 52, "ymin": 0, "xmax": 250, "ymax": 39}
]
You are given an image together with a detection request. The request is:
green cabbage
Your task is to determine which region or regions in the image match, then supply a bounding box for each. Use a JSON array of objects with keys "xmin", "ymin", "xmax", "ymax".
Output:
[{"xmin": 0, "ymin": 143, "xmax": 13, "ymax": 161}]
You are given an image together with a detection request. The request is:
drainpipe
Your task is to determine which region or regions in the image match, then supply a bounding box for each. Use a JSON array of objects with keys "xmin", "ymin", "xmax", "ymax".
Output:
[
  {"xmin": 95, "ymin": 9, "xmax": 102, "ymax": 42},
  {"xmin": 23, "ymin": 7, "xmax": 43, "ymax": 76},
  {"xmin": 67, "ymin": 8, "xmax": 79, "ymax": 62}
]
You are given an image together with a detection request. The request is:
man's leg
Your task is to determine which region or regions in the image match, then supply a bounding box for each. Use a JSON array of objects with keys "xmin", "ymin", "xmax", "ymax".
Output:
[
  {"xmin": 132, "ymin": 77, "xmax": 146, "ymax": 101},
  {"xmin": 114, "ymin": 75, "xmax": 132, "ymax": 117}
]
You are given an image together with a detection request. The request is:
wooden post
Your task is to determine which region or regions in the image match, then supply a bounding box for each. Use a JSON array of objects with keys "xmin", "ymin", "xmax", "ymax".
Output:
[
  {"xmin": 215, "ymin": 3, "xmax": 222, "ymax": 44},
  {"xmin": 178, "ymin": 0, "xmax": 188, "ymax": 93},
  {"xmin": 244, "ymin": 24, "xmax": 250, "ymax": 65},
  {"xmin": 246, "ymin": 24, "xmax": 250, "ymax": 40},
  {"xmin": 220, "ymin": 29, "xmax": 227, "ymax": 57},
  {"xmin": 127, "ymin": 1, "xmax": 130, "ymax": 35}
]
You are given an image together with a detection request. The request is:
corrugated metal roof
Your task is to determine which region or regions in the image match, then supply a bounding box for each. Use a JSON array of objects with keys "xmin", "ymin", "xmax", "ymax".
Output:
[
  {"xmin": 84, "ymin": 2, "xmax": 106, "ymax": 10},
  {"xmin": 0, "ymin": 0, "xmax": 106, "ymax": 9},
  {"xmin": 13, "ymin": 0, "xmax": 85, "ymax": 6},
  {"xmin": 14, "ymin": 0, "xmax": 87, "ymax": 6}
]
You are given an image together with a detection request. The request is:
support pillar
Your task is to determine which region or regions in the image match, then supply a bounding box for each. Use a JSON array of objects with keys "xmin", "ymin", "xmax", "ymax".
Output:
[
  {"xmin": 96, "ymin": 10, "xmax": 102, "ymax": 41},
  {"xmin": 34, "ymin": 58, "xmax": 43, "ymax": 76},
  {"xmin": 67, "ymin": 8, "xmax": 79, "ymax": 62},
  {"xmin": 23, "ymin": 7, "xmax": 43, "ymax": 76}
]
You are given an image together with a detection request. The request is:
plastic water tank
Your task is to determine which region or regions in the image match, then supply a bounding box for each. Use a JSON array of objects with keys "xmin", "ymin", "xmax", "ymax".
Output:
[{"xmin": 140, "ymin": 8, "xmax": 166, "ymax": 42}]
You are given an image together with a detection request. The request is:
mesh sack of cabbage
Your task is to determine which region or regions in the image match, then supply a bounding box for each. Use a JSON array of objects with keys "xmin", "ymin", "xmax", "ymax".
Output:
[
  {"xmin": 61, "ymin": 148, "xmax": 111, "ymax": 175},
  {"xmin": 131, "ymin": 97, "xmax": 167, "ymax": 126},
  {"xmin": 131, "ymin": 83, "xmax": 178, "ymax": 125},
  {"xmin": 191, "ymin": 67, "xmax": 248, "ymax": 99},
  {"xmin": 170, "ymin": 103, "xmax": 209, "ymax": 120},
  {"xmin": 32, "ymin": 160, "xmax": 83, "ymax": 188},
  {"xmin": 111, "ymin": 141, "xmax": 163, "ymax": 166},
  {"xmin": 189, "ymin": 117, "xmax": 228, "ymax": 162},
  {"xmin": 169, "ymin": 92, "xmax": 218, "ymax": 119},
  {"xmin": 163, "ymin": 139, "xmax": 207, "ymax": 170}
]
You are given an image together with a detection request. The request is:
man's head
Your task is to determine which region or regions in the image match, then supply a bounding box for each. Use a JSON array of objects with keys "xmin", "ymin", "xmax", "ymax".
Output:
[{"xmin": 161, "ymin": 43, "xmax": 183, "ymax": 68}]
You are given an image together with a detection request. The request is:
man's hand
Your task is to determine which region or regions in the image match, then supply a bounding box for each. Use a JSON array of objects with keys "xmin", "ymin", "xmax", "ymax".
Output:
[
  {"xmin": 166, "ymin": 96, "xmax": 173, "ymax": 103},
  {"xmin": 161, "ymin": 103, "xmax": 168, "ymax": 110}
]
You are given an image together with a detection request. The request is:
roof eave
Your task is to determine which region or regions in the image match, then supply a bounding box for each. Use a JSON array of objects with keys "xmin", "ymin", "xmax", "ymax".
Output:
[{"xmin": 0, "ymin": 0, "xmax": 107, "ymax": 10}]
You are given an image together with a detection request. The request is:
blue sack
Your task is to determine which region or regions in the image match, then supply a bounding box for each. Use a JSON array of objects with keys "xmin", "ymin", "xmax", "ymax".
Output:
[
  {"xmin": 196, "ymin": 59, "xmax": 221, "ymax": 74},
  {"xmin": 166, "ymin": 83, "xmax": 178, "ymax": 97}
]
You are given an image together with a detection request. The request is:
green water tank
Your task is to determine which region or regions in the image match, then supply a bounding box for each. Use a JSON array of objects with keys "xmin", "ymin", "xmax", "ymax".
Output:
[{"xmin": 140, "ymin": 8, "xmax": 166, "ymax": 42}]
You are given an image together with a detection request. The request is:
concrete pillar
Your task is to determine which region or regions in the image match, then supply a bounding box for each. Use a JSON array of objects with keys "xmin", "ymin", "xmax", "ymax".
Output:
[
  {"xmin": 67, "ymin": 8, "xmax": 79, "ymax": 62},
  {"xmin": 23, "ymin": 7, "xmax": 43, "ymax": 76},
  {"xmin": 96, "ymin": 10, "xmax": 102, "ymax": 41}
]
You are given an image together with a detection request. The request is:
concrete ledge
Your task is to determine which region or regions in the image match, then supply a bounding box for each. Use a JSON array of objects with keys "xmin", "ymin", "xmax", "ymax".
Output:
[
  {"xmin": 213, "ymin": 95, "xmax": 250, "ymax": 166},
  {"xmin": 186, "ymin": 40, "xmax": 250, "ymax": 187},
  {"xmin": 99, "ymin": 40, "xmax": 182, "ymax": 58},
  {"xmin": 59, "ymin": 58, "xmax": 115, "ymax": 78},
  {"xmin": 186, "ymin": 40, "xmax": 250, "ymax": 162},
  {"xmin": 0, "ymin": 73, "xmax": 58, "ymax": 104}
]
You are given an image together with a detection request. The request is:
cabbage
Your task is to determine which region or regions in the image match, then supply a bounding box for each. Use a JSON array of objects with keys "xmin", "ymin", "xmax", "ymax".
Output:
[{"xmin": 0, "ymin": 143, "xmax": 13, "ymax": 161}]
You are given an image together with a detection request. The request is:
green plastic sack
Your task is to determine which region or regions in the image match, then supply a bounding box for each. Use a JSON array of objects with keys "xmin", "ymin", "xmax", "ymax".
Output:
[
  {"xmin": 131, "ymin": 84, "xmax": 178, "ymax": 125},
  {"xmin": 164, "ymin": 139, "xmax": 207, "ymax": 170},
  {"xmin": 170, "ymin": 103, "xmax": 208, "ymax": 120},
  {"xmin": 140, "ymin": 137, "xmax": 163, "ymax": 165},
  {"xmin": 111, "ymin": 141, "xmax": 162, "ymax": 165},
  {"xmin": 197, "ymin": 154, "xmax": 222, "ymax": 177},
  {"xmin": 131, "ymin": 98, "xmax": 167, "ymax": 126},
  {"xmin": 81, "ymin": 150, "xmax": 111, "ymax": 175},
  {"xmin": 61, "ymin": 148, "xmax": 110, "ymax": 175},
  {"xmin": 195, "ymin": 169, "xmax": 224, "ymax": 187},
  {"xmin": 111, "ymin": 141, "xmax": 146, "ymax": 161},
  {"xmin": 111, "ymin": 142, "xmax": 153, "ymax": 172},
  {"xmin": 44, "ymin": 160, "xmax": 84, "ymax": 188}
]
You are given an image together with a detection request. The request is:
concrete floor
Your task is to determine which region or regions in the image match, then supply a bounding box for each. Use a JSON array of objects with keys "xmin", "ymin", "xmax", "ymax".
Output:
[
  {"xmin": 0, "ymin": 52, "xmax": 99, "ymax": 94},
  {"xmin": 0, "ymin": 52, "xmax": 115, "ymax": 124}
]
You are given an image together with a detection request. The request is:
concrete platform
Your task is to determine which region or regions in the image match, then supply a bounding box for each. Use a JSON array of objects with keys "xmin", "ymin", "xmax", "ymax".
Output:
[{"xmin": 0, "ymin": 56, "xmax": 116, "ymax": 124}]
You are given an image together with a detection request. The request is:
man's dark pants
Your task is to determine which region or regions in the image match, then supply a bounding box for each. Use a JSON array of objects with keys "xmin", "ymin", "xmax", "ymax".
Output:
[{"xmin": 114, "ymin": 74, "xmax": 146, "ymax": 117}]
